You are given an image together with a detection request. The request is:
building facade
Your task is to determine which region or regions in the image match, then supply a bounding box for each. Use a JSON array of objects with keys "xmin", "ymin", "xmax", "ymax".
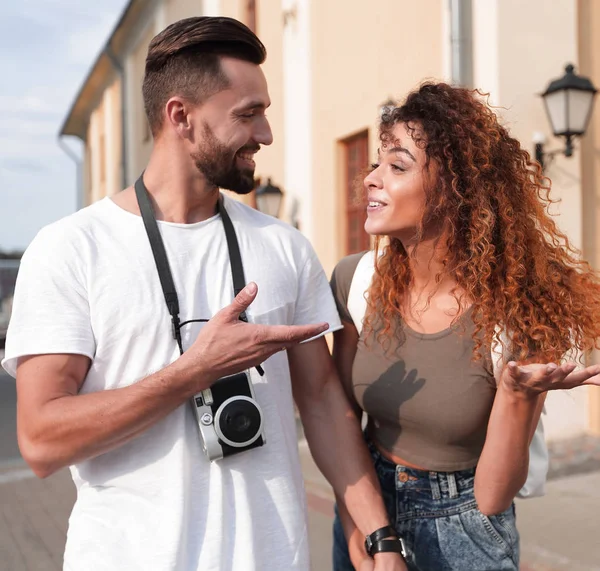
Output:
[{"xmin": 60, "ymin": 0, "xmax": 600, "ymax": 440}]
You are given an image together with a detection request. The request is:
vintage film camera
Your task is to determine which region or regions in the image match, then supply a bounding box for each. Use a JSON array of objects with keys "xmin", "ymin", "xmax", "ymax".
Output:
[{"xmin": 192, "ymin": 371, "xmax": 265, "ymax": 461}]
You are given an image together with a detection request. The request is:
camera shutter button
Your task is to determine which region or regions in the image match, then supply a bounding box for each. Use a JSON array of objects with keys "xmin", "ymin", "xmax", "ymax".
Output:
[{"xmin": 201, "ymin": 413, "xmax": 213, "ymax": 425}]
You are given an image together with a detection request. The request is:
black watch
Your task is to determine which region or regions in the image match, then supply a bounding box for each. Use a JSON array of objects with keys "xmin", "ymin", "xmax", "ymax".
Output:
[
  {"xmin": 364, "ymin": 525, "xmax": 397, "ymax": 556},
  {"xmin": 370, "ymin": 537, "xmax": 407, "ymax": 559}
]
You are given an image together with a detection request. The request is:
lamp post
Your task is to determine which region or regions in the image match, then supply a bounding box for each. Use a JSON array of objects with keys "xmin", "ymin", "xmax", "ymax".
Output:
[
  {"xmin": 255, "ymin": 178, "xmax": 284, "ymax": 218},
  {"xmin": 535, "ymin": 63, "xmax": 597, "ymax": 171},
  {"xmin": 379, "ymin": 97, "xmax": 396, "ymax": 119}
]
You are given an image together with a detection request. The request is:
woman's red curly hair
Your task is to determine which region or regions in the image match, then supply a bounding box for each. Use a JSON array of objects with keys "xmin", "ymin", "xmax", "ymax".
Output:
[{"xmin": 365, "ymin": 81, "xmax": 600, "ymax": 363}]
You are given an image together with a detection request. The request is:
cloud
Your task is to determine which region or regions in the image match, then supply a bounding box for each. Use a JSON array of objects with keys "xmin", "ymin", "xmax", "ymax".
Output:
[
  {"xmin": 66, "ymin": 11, "xmax": 123, "ymax": 66},
  {"xmin": 0, "ymin": 95, "xmax": 58, "ymax": 115},
  {"xmin": 0, "ymin": 158, "xmax": 49, "ymax": 175},
  {"xmin": 0, "ymin": 0, "xmax": 128, "ymax": 252}
]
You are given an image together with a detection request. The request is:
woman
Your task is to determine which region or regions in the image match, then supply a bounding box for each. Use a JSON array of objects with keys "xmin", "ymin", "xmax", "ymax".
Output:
[{"xmin": 330, "ymin": 82, "xmax": 600, "ymax": 571}]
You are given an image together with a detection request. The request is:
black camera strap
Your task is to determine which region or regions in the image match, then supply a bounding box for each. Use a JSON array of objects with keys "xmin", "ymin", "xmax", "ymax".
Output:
[{"xmin": 134, "ymin": 174, "xmax": 263, "ymax": 375}]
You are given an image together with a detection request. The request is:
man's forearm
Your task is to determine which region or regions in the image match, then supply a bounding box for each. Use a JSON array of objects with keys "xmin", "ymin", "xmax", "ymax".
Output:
[
  {"xmin": 474, "ymin": 384, "xmax": 541, "ymax": 515},
  {"xmin": 297, "ymin": 377, "xmax": 390, "ymax": 535},
  {"xmin": 20, "ymin": 359, "xmax": 206, "ymax": 477}
]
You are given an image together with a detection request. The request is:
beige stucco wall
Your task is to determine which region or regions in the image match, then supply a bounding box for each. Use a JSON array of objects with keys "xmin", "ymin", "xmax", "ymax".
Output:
[
  {"xmin": 89, "ymin": 102, "xmax": 104, "ymax": 204},
  {"xmin": 309, "ymin": 0, "xmax": 446, "ymax": 276},
  {"xmin": 475, "ymin": 0, "xmax": 581, "ymax": 250},
  {"xmin": 253, "ymin": 0, "xmax": 285, "ymax": 200},
  {"xmin": 481, "ymin": 0, "xmax": 588, "ymax": 440},
  {"xmin": 83, "ymin": 133, "xmax": 92, "ymax": 206},
  {"xmin": 105, "ymin": 79, "xmax": 123, "ymax": 196},
  {"xmin": 84, "ymin": 77, "xmax": 122, "ymax": 205},
  {"xmin": 84, "ymin": 119, "xmax": 95, "ymax": 206},
  {"xmin": 579, "ymin": 0, "xmax": 600, "ymax": 434},
  {"xmin": 166, "ymin": 0, "xmax": 206, "ymax": 22},
  {"xmin": 497, "ymin": 0, "xmax": 581, "ymax": 249},
  {"xmin": 219, "ymin": 0, "xmax": 243, "ymax": 21}
]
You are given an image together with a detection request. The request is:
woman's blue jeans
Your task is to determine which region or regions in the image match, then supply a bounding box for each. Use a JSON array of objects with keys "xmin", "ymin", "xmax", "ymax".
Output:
[{"xmin": 332, "ymin": 440, "xmax": 519, "ymax": 571}]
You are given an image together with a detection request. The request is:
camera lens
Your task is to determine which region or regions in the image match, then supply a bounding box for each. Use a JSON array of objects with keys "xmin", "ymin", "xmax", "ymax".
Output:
[{"xmin": 214, "ymin": 396, "xmax": 263, "ymax": 448}]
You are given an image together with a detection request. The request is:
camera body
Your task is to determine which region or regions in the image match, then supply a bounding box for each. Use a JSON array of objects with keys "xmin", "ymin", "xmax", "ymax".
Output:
[{"xmin": 192, "ymin": 371, "xmax": 265, "ymax": 461}]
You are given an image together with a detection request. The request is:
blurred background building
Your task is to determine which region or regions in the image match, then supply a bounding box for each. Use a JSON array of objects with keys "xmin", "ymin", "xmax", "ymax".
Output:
[
  {"xmin": 0, "ymin": 258, "xmax": 20, "ymax": 349},
  {"xmin": 59, "ymin": 0, "xmax": 600, "ymax": 442}
]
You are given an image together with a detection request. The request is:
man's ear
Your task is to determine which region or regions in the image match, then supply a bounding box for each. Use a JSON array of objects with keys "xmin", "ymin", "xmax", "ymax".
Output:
[{"xmin": 165, "ymin": 96, "xmax": 194, "ymax": 140}]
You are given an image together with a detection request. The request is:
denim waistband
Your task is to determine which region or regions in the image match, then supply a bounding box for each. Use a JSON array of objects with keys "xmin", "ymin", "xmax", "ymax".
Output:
[{"xmin": 366, "ymin": 438, "xmax": 477, "ymax": 501}]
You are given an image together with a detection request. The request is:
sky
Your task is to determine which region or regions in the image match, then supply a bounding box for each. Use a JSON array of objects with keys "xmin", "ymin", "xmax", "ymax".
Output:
[{"xmin": 0, "ymin": 0, "xmax": 129, "ymax": 252}]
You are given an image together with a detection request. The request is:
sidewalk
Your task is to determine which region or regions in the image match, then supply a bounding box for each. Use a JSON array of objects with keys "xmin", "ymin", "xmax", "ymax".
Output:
[
  {"xmin": 2, "ymin": 441, "xmax": 600, "ymax": 571},
  {"xmin": 301, "ymin": 439, "xmax": 600, "ymax": 571},
  {"xmin": 0, "ymin": 461, "xmax": 74, "ymax": 571}
]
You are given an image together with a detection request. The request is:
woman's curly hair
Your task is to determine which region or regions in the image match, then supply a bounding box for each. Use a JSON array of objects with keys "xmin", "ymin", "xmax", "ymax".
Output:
[{"xmin": 365, "ymin": 81, "xmax": 600, "ymax": 363}]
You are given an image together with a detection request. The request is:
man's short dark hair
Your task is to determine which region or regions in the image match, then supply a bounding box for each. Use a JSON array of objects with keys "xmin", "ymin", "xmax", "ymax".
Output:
[{"xmin": 142, "ymin": 17, "xmax": 267, "ymax": 137}]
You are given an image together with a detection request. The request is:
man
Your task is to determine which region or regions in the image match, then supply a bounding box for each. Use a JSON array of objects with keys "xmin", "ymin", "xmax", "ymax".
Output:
[{"xmin": 2, "ymin": 17, "xmax": 405, "ymax": 571}]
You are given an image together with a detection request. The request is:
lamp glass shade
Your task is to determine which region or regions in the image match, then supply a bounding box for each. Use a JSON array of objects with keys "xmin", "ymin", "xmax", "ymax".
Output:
[
  {"xmin": 255, "ymin": 192, "xmax": 282, "ymax": 218},
  {"xmin": 543, "ymin": 90, "xmax": 567, "ymax": 135},
  {"xmin": 255, "ymin": 178, "xmax": 283, "ymax": 218},
  {"xmin": 543, "ymin": 89, "xmax": 595, "ymax": 137},
  {"xmin": 379, "ymin": 98, "xmax": 396, "ymax": 119},
  {"xmin": 566, "ymin": 89, "xmax": 595, "ymax": 135}
]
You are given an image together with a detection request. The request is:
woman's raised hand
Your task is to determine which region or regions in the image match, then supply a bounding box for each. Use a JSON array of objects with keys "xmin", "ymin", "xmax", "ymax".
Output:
[{"xmin": 501, "ymin": 361, "xmax": 600, "ymax": 398}]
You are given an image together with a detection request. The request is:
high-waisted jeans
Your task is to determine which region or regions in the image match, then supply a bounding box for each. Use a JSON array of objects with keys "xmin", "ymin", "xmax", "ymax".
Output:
[{"xmin": 333, "ymin": 439, "xmax": 519, "ymax": 571}]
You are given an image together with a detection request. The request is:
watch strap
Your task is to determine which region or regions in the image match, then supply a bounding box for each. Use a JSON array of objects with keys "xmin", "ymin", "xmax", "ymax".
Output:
[
  {"xmin": 364, "ymin": 525, "xmax": 397, "ymax": 555},
  {"xmin": 370, "ymin": 537, "xmax": 407, "ymax": 558}
]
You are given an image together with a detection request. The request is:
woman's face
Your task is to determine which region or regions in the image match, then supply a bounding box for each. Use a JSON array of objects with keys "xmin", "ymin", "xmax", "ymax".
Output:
[{"xmin": 364, "ymin": 121, "xmax": 432, "ymax": 241}]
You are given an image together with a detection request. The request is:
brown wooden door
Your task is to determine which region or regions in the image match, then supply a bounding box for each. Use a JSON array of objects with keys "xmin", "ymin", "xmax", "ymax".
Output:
[{"xmin": 343, "ymin": 131, "xmax": 370, "ymax": 255}]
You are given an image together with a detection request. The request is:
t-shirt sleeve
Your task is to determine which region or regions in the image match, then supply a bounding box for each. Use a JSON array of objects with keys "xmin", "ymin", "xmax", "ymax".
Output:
[
  {"xmin": 293, "ymin": 243, "xmax": 343, "ymax": 338},
  {"xmin": 329, "ymin": 253, "xmax": 364, "ymax": 324},
  {"xmin": 1, "ymin": 225, "xmax": 95, "ymax": 378}
]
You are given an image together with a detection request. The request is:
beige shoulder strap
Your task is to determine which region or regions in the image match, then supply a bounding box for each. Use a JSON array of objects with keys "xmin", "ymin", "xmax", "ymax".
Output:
[{"xmin": 347, "ymin": 251, "xmax": 376, "ymax": 335}]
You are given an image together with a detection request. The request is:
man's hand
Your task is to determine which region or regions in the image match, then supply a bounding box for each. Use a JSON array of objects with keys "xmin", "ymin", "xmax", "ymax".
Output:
[
  {"xmin": 501, "ymin": 360, "xmax": 600, "ymax": 399},
  {"xmin": 179, "ymin": 282, "xmax": 329, "ymax": 389},
  {"xmin": 14, "ymin": 282, "xmax": 327, "ymax": 477}
]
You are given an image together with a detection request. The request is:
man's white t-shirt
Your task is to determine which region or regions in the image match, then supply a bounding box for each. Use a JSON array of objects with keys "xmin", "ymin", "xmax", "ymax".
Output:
[{"xmin": 2, "ymin": 195, "xmax": 342, "ymax": 571}]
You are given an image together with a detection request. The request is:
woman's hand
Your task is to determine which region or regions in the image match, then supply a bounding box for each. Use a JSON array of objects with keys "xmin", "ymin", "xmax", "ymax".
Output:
[
  {"xmin": 358, "ymin": 557, "xmax": 375, "ymax": 571},
  {"xmin": 501, "ymin": 361, "xmax": 600, "ymax": 398},
  {"xmin": 357, "ymin": 552, "xmax": 407, "ymax": 571}
]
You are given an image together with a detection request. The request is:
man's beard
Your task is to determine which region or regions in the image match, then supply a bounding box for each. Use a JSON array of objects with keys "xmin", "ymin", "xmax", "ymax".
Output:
[{"xmin": 190, "ymin": 123, "xmax": 258, "ymax": 195}]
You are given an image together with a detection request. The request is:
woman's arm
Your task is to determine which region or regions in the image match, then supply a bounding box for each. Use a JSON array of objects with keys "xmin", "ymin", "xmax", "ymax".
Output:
[
  {"xmin": 474, "ymin": 382, "xmax": 544, "ymax": 516},
  {"xmin": 475, "ymin": 360, "xmax": 600, "ymax": 515}
]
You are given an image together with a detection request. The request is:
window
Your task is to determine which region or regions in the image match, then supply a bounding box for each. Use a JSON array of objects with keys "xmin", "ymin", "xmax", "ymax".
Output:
[{"xmin": 342, "ymin": 131, "xmax": 370, "ymax": 255}]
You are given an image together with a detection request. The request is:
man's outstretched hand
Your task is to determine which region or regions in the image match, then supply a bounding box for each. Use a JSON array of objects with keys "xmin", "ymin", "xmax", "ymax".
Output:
[{"xmin": 179, "ymin": 282, "xmax": 329, "ymax": 390}]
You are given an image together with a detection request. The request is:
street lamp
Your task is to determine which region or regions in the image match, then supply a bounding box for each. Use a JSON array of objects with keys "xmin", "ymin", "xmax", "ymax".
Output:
[
  {"xmin": 379, "ymin": 97, "xmax": 396, "ymax": 119},
  {"xmin": 255, "ymin": 178, "xmax": 284, "ymax": 218},
  {"xmin": 535, "ymin": 63, "xmax": 597, "ymax": 170}
]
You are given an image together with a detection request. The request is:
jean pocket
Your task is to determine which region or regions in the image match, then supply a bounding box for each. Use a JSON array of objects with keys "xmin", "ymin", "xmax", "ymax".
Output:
[
  {"xmin": 435, "ymin": 504, "xmax": 518, "ymax": 569},
  {"xmin": 473, "ymin": 508, "xmax": 515, "ymax": 555}
]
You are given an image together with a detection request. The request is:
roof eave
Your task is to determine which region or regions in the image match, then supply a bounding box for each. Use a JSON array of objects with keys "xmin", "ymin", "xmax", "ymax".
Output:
[{"xmin": 58, "ymin": 0, "xmax": 147, "ymax": 141}]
